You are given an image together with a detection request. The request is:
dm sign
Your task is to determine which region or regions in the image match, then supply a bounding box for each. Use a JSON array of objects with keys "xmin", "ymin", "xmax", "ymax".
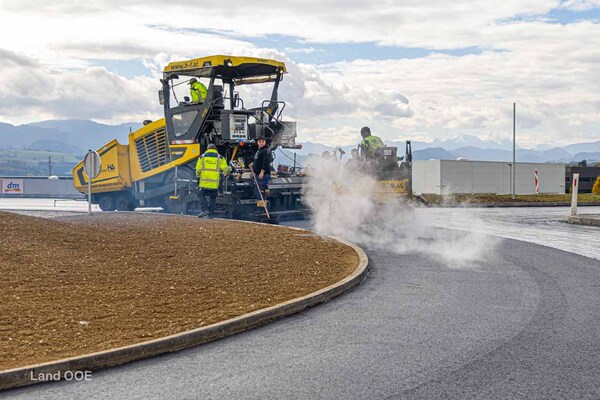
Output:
[{"xmin": 1, "ymin": 179, "xmax": 24, "ymax": 194}]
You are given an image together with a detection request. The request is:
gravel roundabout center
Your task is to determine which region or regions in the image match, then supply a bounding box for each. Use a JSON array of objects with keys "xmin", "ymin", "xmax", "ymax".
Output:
[{"xmin": 0, "ymin": 211, "xmax": 358, "ymax": 371}]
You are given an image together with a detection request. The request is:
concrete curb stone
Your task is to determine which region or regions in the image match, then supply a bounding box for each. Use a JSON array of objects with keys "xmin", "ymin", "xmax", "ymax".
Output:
[{"xmin": 567, "ymin": 214, "xmax": 600, "ymax": 227}]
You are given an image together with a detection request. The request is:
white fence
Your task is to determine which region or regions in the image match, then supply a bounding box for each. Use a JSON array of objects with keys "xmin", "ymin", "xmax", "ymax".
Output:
[
  {"xmin": 0, "ymin": 177, "xmax": 83, "ymax": 198},
  {"xmin": 412, "ymin": 160, "xmax": 565, "ymax": 195}
]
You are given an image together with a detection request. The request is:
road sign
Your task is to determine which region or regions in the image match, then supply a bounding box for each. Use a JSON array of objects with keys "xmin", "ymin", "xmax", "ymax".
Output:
[
  {"xmin": 84, "ymin": 150, "xmax": 101, "ymax": 214},
  {"xmin": 84, "ymin": 150, "xmax": 101, "ymax": 179}
]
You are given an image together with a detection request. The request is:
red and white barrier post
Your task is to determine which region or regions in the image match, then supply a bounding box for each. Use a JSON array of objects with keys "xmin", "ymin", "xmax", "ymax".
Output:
[
  {"xmin": 534, "ymin": 169, "xmax": 539, "ymax": 194},
  {"xmin": 571, "ymin": 173, "xmax": 579, "ymax": 216}
]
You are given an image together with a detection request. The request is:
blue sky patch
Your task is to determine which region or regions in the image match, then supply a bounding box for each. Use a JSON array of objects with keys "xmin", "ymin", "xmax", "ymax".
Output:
[
  {"xmin": 91, "ymin": 59, "xmax": 150, "ymax": 79},
  {"xmin": 499, "ymin": 5, "xmax": 600, "ymax": 24},
  {"xmin": 251, "ymin": 34, "xmax": 485, "ymax": 64},
  {"xmin": 546, "ymin": 7, "xmax": 600, "ymax": 23}
]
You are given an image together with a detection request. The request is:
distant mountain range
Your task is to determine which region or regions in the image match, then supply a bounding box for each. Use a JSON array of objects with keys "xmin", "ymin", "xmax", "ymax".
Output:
[
  {"xmin": 0, "ymin": 120, "xmax": 141, "ymax": 157},
  {"xmin": 292, "ymin": 135, "xmax": 600, "ymax": 164},
  {"xmin": 0, "ymin": 120, "xmax": 599, "ymax": 164}
]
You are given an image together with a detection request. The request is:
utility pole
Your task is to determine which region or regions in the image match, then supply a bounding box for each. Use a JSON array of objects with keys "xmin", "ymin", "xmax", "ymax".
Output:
[
  {"xmin": 48, "ymin": 156, "xmax": 52, "ymax": 176},
  {"xmin": 512, "ymin": 103, "xmax": 516, "ymax": 200}
]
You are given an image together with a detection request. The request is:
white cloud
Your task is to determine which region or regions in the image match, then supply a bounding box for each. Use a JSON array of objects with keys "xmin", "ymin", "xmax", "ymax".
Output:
[
  {"xmin": 295, "ymin": 126, "xmax": 359, "ymax": 147},
  {"xmin": 284, "ymin": 47, "xmax": 318, "ymax": 54},
  {"xmin": 0, "ymin": 1, "xmax": 561, "ymax": 54},
  {"xmin": 315, "ymin": 19, "xmax": 600, "ymax": 146},
  {"xmin": 0, "ymin": 1, "xmax": 598, "ymax": 147},
  {"xmin": 559, "ymin": 0, "xmax": 600, "ymax": 11},
  {"xmin": 0, "ymin": 50, "xmax": 160, "ymax": 124}
]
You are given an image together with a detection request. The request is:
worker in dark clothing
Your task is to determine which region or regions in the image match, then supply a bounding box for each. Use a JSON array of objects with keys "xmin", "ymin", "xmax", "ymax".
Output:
[
  {"xmin": 321, "ymin": 150, "xmax": 333, "ymax": 160},
  {"xmin": 250, "ymin": 136, "xmax": 272, "ymax": 200},
  {"xmin": 345, "ymin": 148, "xmax": 362, "ymax": 170}
]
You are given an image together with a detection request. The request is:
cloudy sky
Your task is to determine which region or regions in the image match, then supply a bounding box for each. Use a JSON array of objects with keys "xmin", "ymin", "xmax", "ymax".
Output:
[{"xmin": 0, "ymin": 0, "xmax": 599, "ymax": 147}]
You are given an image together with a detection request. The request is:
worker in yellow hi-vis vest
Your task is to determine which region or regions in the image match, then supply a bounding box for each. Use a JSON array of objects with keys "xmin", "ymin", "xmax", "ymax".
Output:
[
  {"xmin": 188, "ymin": 78, "xmax": 208, "ymax": 103},
  {"xmin": 195, "ymin": 144, "xmax": 230, "ymax": 218},
  {"xmin": 359, "ymin": 126, "xmax": 384, "ymax": 160}
]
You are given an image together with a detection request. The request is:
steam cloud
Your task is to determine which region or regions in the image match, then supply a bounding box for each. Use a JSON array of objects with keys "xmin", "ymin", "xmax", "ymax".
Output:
[{"xmin": 303, "ymin": 157, "xmax": 499, "ymax": 267}]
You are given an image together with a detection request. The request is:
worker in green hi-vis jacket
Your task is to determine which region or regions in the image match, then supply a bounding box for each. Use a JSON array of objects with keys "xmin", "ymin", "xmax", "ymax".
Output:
[
  {"xmin": 359, "ymin": 126, "xmax": 384, "ymax": 160},
  {"xmin": 188, "ymin": 78, "xmax": 208, "ymax": 103}
]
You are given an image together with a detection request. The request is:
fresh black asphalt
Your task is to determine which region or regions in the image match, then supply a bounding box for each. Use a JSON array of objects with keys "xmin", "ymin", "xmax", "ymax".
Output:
[{"xmin": 4, "ymin": 227, "xmax": 600, "ymax": 399}]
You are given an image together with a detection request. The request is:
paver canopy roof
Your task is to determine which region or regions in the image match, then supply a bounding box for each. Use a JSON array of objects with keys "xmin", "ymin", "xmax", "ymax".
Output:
[{"xmin": 163, "ymin": 55, "xmax": 287, "ymax": 85}]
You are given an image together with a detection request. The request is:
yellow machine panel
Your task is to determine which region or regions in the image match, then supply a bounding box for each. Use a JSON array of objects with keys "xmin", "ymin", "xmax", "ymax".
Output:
[
  {"xmin": 374, "ymin": 179, "xmax": 411, "ymax": 203},
  {"xmin": 128, "ymin": 118, "xmax": 201, "ymax": 182},
  {"xmin": 72, "ymin": 140, "xmax": 132, "ymax": 193},
  {"xmin": 376, "ymin": 179, "xmax": 410, "ymax": 194}
]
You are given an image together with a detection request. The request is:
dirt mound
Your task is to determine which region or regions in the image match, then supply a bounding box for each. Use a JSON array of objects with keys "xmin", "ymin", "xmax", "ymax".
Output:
[{"xmin": 0, "ymin": 212, "xmax": 358, "ymax": 371}]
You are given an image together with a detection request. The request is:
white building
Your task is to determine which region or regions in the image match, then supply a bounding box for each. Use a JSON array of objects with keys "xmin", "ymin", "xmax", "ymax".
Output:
[{"xmin": 412, "ymin": 160, "xmax": 566, "ymax": 195}]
